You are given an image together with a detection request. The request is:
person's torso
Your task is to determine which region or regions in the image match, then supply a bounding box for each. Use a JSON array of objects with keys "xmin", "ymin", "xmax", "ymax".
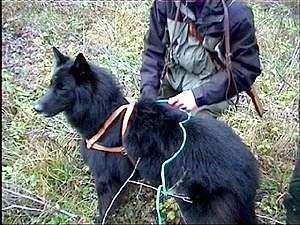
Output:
[{"xmin": 163, "ymin": 0, "xmax": 233, "ymax": 90}]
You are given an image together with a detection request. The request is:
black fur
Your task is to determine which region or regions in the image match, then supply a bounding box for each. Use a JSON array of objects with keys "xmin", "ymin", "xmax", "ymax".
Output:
[{"xmin": 34, "ymin": 48, "xmax": 259, "ymax": 224}]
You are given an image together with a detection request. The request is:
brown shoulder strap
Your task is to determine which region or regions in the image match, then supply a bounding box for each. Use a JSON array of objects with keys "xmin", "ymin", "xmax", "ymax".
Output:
[
  {"xmin": 221, "ymin": 0, "xmax": 264, "ymax": 117},
  {"xmin": 161, "ymin": 1, "xmax": 182, "ymax": 79},
  {"xmin": 222, "ymin": 0, "xmax": 232, "ymax": 71},
  {"xmin": 221, "ymin": 0, "xmax": 238, "ymax": 103}
]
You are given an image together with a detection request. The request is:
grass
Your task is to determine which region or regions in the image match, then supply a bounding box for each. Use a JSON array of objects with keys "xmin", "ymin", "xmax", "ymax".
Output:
[{"xmin": 2, "ymin": 1, "xmax": 299, "ymax": 224}]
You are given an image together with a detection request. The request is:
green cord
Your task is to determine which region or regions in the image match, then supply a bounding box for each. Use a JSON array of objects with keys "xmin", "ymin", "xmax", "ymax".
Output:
[
  {"xmin": 156, "ymin": 99, "xmax": 169, "ymax": 104},
  {"xmin": 156, "ymin": 185, "xmax": 164, "ymax": 224},
  {"xmin": 155, "ymin": 99, "xmax": 191, "ymax": 224},
  {"xmin": 161, "ymin": 113, "xmax": 191, "ymax": 193}
]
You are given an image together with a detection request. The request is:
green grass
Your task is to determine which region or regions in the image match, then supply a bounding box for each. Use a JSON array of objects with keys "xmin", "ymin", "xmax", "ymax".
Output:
[{"xmin": 2, "ymin": 1, "xmax": 299, "ymax": 224}]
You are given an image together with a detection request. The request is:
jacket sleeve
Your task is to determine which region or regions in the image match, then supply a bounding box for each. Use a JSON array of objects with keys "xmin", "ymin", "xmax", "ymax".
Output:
[
  {"xmin": 139, "ymin": 1, "xmax": 168, "ymax": 99},
  {"xmin": 192, "ymin": 6, "xmax": 261, "ymax": 106}
]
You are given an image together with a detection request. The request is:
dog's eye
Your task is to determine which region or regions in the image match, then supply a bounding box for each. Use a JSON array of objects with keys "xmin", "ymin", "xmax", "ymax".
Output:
[{"xmin": 56, "ymin": 83, "xmax": 66, "ymax": 90}]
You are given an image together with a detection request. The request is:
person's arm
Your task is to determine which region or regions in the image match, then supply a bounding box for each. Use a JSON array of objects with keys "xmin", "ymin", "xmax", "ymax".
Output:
[
  {"xmin": 192, "ymin": 5, "xmax": 261, "ymax": 107},
  {"xmin": 140, "ymin": 1, "xmax": 168, "ymax": 99}
]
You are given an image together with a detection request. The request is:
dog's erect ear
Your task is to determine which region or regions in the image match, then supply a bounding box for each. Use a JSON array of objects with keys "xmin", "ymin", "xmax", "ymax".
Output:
[
  {"xmin": 52, "ymin": 47, "xmax": 69, "ymax": 65},
  {"xmin": 70, "ymin": 53, "xmax": 91, "ymax": 77}
]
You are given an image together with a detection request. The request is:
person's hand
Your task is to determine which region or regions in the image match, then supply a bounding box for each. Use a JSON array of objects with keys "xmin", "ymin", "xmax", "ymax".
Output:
[{"xmin": 168, "ymin": 90, "xmax": 198, "ymax": 112}]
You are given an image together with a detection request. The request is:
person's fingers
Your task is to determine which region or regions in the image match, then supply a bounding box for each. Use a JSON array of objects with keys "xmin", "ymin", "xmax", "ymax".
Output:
[
  {"xmin": 168, "ymin": 97, "xmax": 185, "ymax": 109},
  {"xmin": 175, "ymin": 102, "xmax": 184, "ymax": 108},
  {"xmin": 173, "ymin": 99, "xmax": 184, "ymax": 108},
  {"xmin": 167, "ymin": 91, "xmax": 197, "ymax": 112},
  {"xmin": 168, "ymin": 97, "xmax": 178, "ymax": 105}
]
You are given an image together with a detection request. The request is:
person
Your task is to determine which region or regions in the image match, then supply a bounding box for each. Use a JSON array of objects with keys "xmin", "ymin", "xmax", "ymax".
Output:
[{"xmin": 139, "ymin": 0, "xmax": 261, "ymax": 118}]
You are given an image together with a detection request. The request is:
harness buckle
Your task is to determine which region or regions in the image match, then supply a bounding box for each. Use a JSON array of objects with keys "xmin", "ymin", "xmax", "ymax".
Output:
[
  {"xmin": 86, "ymin": 140, "xmax": 92, "ymax": 149},
  {"xmin": 121, "ymin": 147, "xmax": 127, "ymax": 156}
]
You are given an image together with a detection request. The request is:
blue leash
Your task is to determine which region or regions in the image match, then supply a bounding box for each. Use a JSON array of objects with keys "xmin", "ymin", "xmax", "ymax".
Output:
[{"xmin": 155, "ymin": 99, "xmax": 191, "ymax": 224}]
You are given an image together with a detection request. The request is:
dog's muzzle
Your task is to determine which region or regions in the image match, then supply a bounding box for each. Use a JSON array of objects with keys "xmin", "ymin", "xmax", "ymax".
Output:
[
  {"xmin": 34, "ymin": 101, "xmax": 43, "ymax": 113},
  {"xmin": 33, "ymin": 101, "xmax": 51, "ymax": 117}
]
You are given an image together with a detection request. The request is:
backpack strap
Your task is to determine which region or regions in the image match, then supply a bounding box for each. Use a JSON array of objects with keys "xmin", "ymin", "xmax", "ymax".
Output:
[
  {"xmin": 161, "ymin": 1, "xmax": 182, "ymax": 79},
  {"xmin": 221, "ymin": 0, "xmax": 264, "ymax": 117}
]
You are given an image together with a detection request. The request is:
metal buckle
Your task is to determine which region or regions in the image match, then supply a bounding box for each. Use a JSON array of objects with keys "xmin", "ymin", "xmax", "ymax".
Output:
[
  {"xmin": 86, "ymin": 140, "xmax": 92, "ymax": 149},
  {"xmin": 121, "ymin": 147, "xmax": 127, "ymax": 156}
]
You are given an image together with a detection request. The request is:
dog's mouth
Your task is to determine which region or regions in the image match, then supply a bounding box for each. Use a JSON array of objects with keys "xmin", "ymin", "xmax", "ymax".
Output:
[
  {"xmin": 34, "ymin": 102, "xmax": 56, "ymax": 117},
  {"xmin": 34, "ymin": 109, "xmax": 53, "ymax": 117},
  {"xmin": 39, "ymin": 112, "xmax": 54, "ymax": 117}
]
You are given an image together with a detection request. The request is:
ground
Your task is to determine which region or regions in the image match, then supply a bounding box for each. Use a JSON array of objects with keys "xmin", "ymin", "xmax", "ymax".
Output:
[{"xmin": 2, "ymin": 1, "xmax": 299, "ymax": 224}]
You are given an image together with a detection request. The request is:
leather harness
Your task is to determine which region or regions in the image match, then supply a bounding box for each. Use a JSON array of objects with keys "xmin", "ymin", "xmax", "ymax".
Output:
[{"xmin": 86, "ymin": 102, "xmax": 136, "ymax": 164}]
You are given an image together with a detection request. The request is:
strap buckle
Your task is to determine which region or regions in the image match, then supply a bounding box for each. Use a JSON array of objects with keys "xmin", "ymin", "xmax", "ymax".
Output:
[{"xmin": 121, "ymin": 147, "xmax": 127, "ymax": 156}]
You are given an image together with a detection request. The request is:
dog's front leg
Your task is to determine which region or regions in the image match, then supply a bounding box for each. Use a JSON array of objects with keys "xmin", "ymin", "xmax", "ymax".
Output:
[
  {"xmin": 94, "ymin": 180, "xmax": 127, "ymax": 224},
  {"xmin": 94, "ymin": 180, "xmax": 114, "ymax": 224}
]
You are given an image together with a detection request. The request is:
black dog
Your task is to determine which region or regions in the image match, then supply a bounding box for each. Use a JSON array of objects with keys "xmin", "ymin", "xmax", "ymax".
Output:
[{"xmin": 34, "ymin": 47, "xmax": 259, "ymax": 224}]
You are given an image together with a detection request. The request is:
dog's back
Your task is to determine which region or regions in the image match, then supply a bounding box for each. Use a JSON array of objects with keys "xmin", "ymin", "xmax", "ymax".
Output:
[{"xmin": 126, "ymin": 98, "xmax": 259, "ymax": 224}]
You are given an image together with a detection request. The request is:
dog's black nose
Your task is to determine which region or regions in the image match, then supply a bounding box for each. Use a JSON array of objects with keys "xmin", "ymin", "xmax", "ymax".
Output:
[{"xmin": 34, "ymin": 101, "xmax": 44, "ymax": 113}]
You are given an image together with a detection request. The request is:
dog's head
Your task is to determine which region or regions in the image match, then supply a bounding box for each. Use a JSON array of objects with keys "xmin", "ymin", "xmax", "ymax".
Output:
[{"xmin": 34, "ymin": 47, "xmax": 92, "ymax": 117}]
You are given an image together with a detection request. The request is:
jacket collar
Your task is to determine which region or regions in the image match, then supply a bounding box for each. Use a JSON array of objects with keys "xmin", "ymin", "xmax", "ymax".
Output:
[
  {"xmin": 173, "ymin": 0, "xmax": 232, "ymax": 35},
  {"xmin": 194, "ymin": 0, "xmax": 227, "ymax": 35}
]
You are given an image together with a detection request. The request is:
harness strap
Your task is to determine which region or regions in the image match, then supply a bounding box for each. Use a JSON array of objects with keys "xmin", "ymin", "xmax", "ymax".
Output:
[
  {"xmin": 86, "ymin": 104, "xmax": 128, "ymax": 149},
  {"xmin": 86, "ymin": 103, "xmax": 135, "ymax": 158},
  {"xmin": 121, "ymin": 103, "xmax": 135, "ymax": 143},
  {"xmin": 86, "ymin": 144, "xmax": 126, "ymax": 154}
]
